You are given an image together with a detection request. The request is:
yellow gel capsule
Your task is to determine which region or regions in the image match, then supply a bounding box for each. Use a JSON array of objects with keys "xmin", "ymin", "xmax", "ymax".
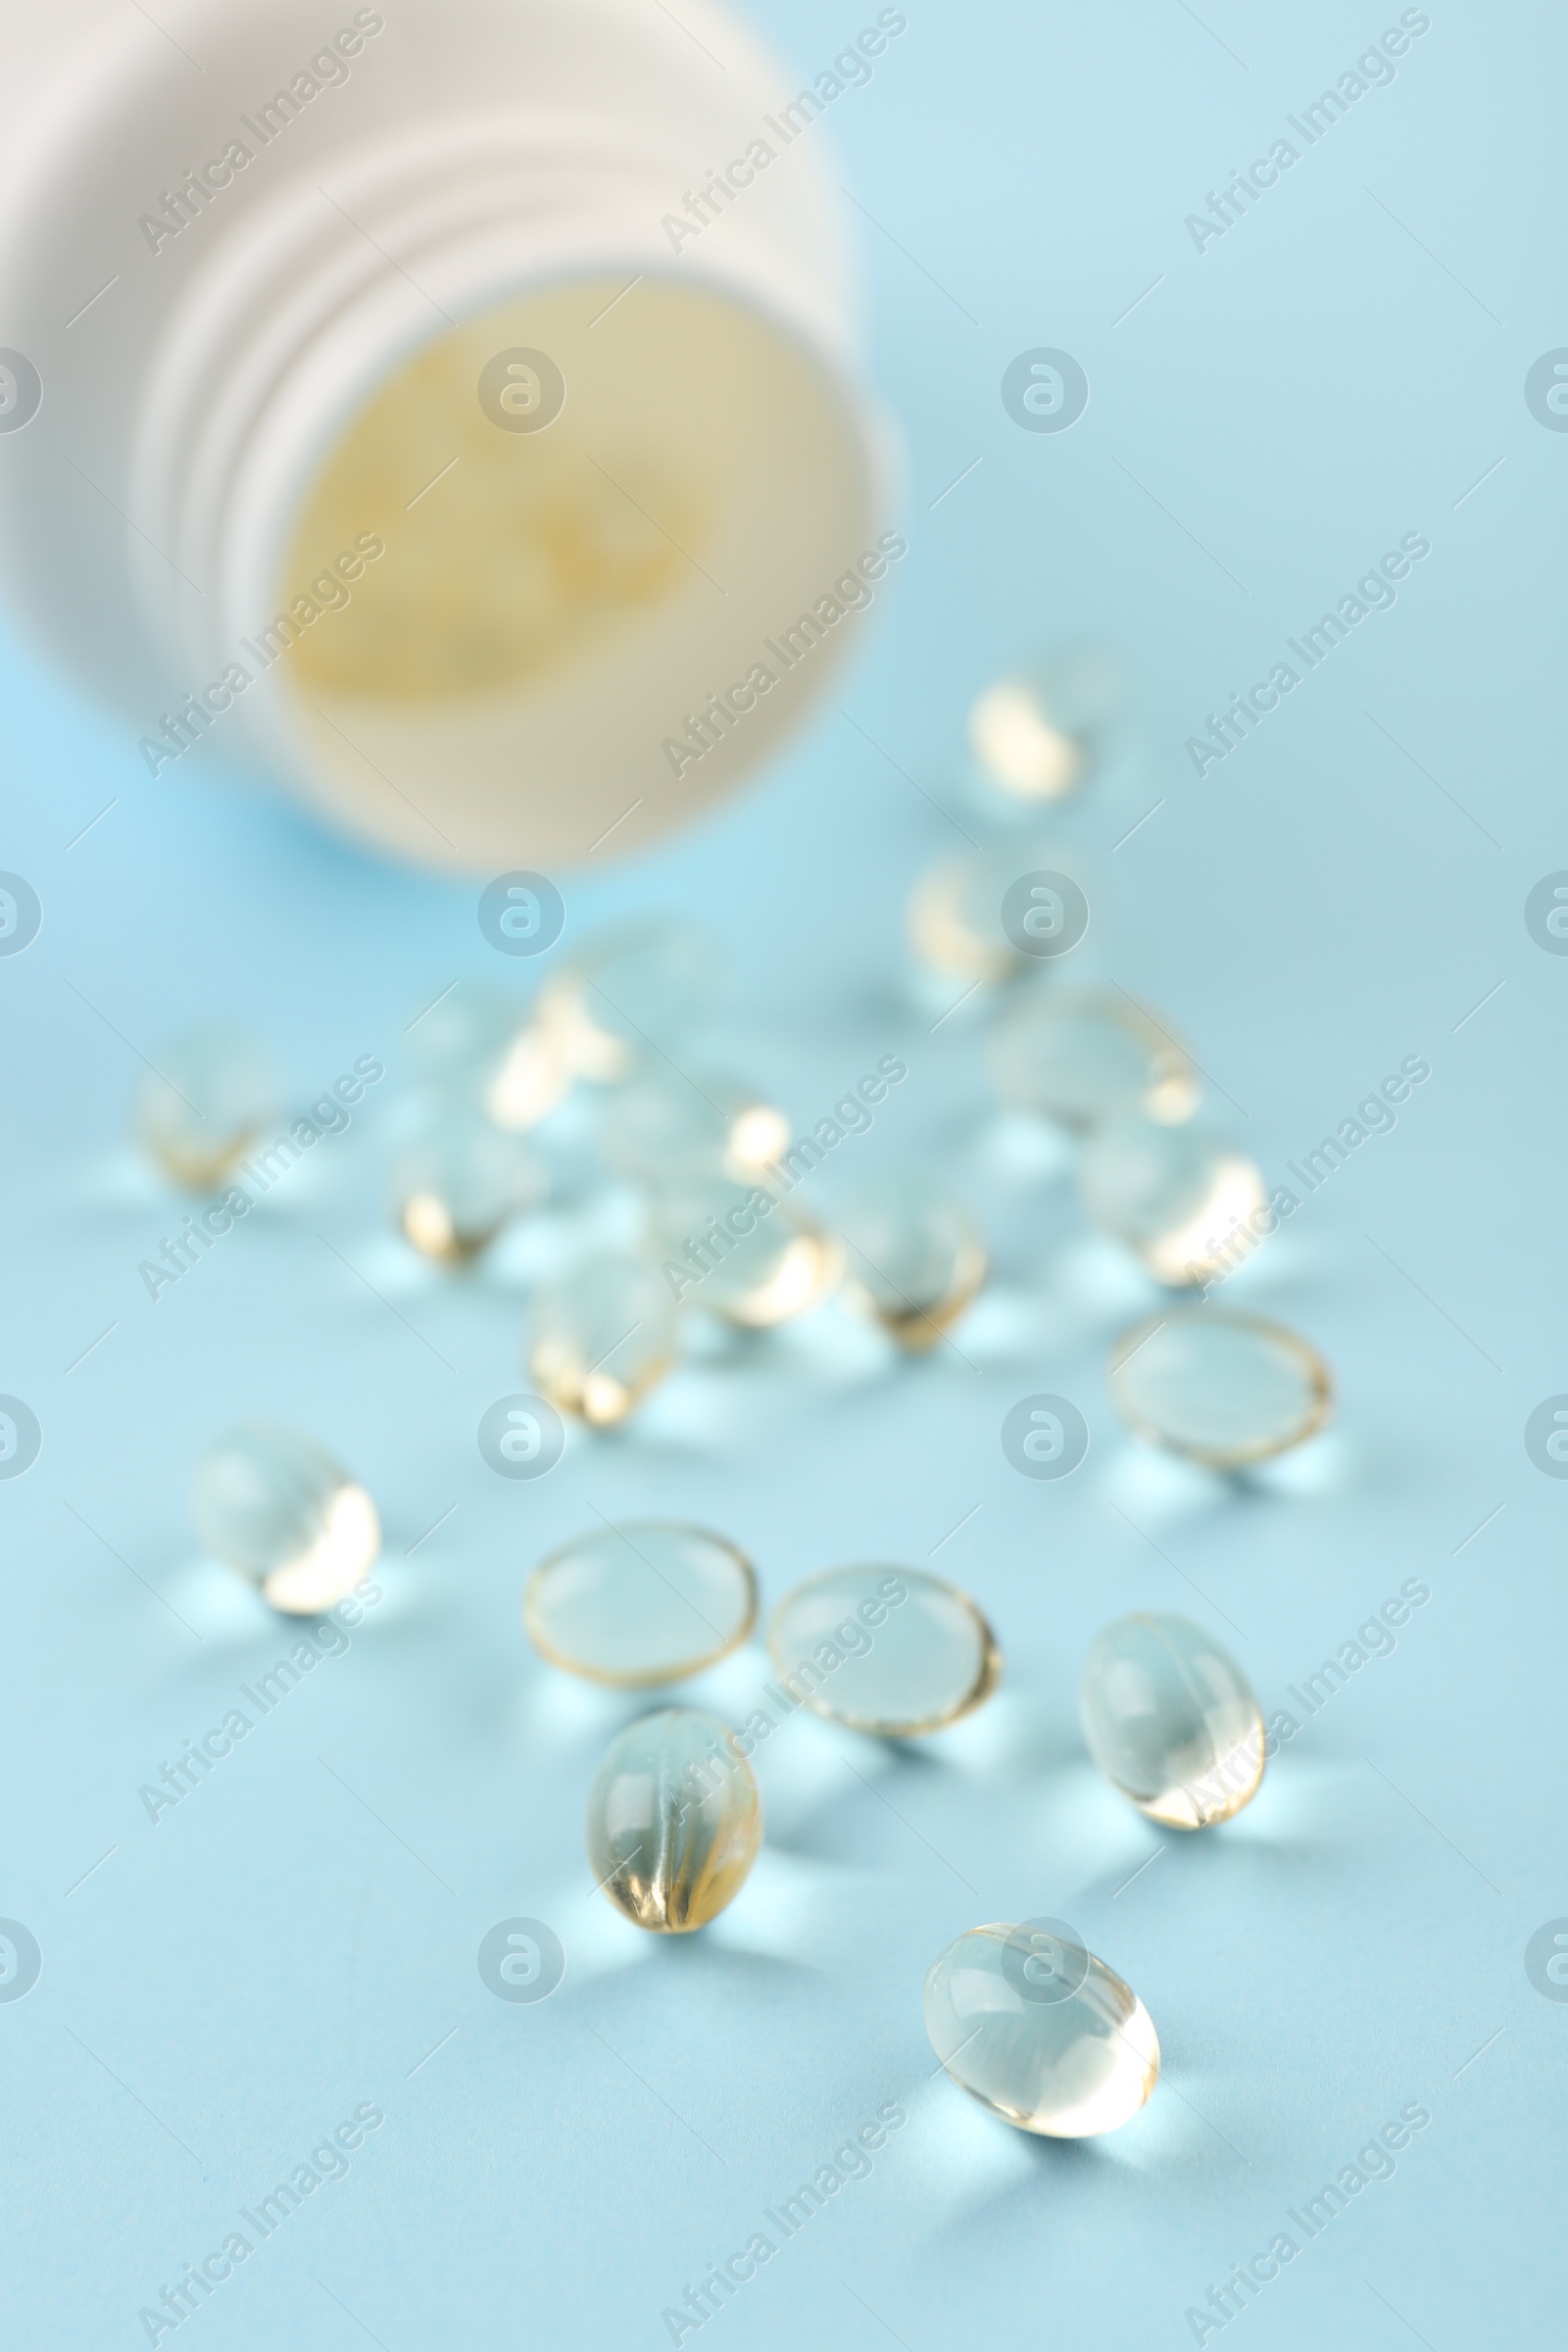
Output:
[
  {"xmin": 191, "ymin": 1421, "xmax": 380, "ymax": 1615},
  {"xmin": 967, "ymin": 646, "xmax": 1126, "ymax": 802},
  {"xmin": 392, "ymin": 1107, "xmax": 546, "ymax": 1264},
  {"xmin": 1080, "ymin": 1612, "xmax": 1264, "ymax": 1828},
  {"xmin": 528, "ymin": 1253, "xmax": 678, "ymax": 1427},
  {"xmin": 924, "ymin": 1925, "xmax": 1159, "ymax": 2136},
  {"xmin": 989, "ymin": 990, "xmax": 1199, "ymax": 1129},
  {"xmin": 1109, "ymin": 1307, "xmax": 1333, "ymax": 1469},
  {"xmin": 597, "ymin": 1068, "xmax": 788, "ymax": 1187},
  {"xmin": 652, "ymin": 1175, "xmax": 839, "ymax": 1327},
  {"xmin": 134, "ymin": 1027, "xmax": 278, "ymax": 1192},
  {"xmin": 525, "ymin": 1522, "xmax": 757, "ymax": 1687},
  {"xmin": 768, "ymin": 1565, "xmax": 1000, "ymax": 1736},
  {"xmin": 585, "ymin": 1708, "xmax": 761, "ymax": 1933},
  {"xmin": 835, "ymin": 1172, "xmax": 987, "ymax": 1349},
  {"xmin": 1077, "ymin": 1114, "xmax": 1268, "ymax": 1286},
  {"xmin": 907, "ymin": 838, "xmax": 1093, "ymax": 983}
]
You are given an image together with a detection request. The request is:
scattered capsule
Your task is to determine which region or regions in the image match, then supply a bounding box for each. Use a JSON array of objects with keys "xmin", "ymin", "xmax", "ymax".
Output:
[
  {"xmin": 393, "ymin": 1105, "xmax": 546, "ymax": 1262},
  {"xmin": 988, "ymin": 989, "xmax": 1199, "ymax": 1129},
  {"xmin": 598, "ymin": 1068, "xmax": 789, "ymax": 1187},
  {"xmin": 968, "ymin": 646, "xmax": 1126, "ymax": 802},
  {"xmin": 134, "ymin": 1026, "xmax": 279, "ymax": 1191},
  {"xmin": 924, "ymin": 1926, "xmax": 1159, "ymax": 2136},
  {"xmin": 768, "ymin": 1564, "xmax": 1000, "ymax": 1736},
  {"xmin": 539, "ymin": 923, "xmax": 719, "ymax": 1082},
  {"xmin": 1081, "ymin": 1612, "xmax": 1264, "ymax": 1828},
  {"xmin": 528, "ymin": 1251, "xmax": 679, "ymax": 1425},
  {"xmin": 1078, "ymin": 1115, "xmax": 1269, "ymax": 1286},
  {"xmin": 835, "ymin": 1172, "xmax": 987, "ymax": 1348},
  {"xmin": 525, "ymin": 1522, "xmax": 757, "ymax": 1686},
  {"xmin": 907, "ymin": 838, "xmax": 1093, "ymax": 983},
  {"xmin": 652, "ymin": 1175, "xmax": 839, "ymax": 1326},
  {"xmin": 485, "ymin": 1021, "xmax": 571, "ymax": 1131},
  {"xmin": 585, "ymin": 1707, "xmax": 761, "ymax": 1932},
  {"xmin": 191, "ymin": 1421, "xmax": 380, "ymax": 1614},
  {"xmin": 406, "ymin": 987, "xmax": 567, "ymax": 1130},
  {"xmin": 1108, "ymin": 1306, "xmax": 1333, "ymax": 1468}
]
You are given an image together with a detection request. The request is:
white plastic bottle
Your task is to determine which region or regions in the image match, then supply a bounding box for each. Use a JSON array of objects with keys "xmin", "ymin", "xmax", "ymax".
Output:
[{"xmin": 0, "ymin": 0, "xmax": 896, "ymax": 869}]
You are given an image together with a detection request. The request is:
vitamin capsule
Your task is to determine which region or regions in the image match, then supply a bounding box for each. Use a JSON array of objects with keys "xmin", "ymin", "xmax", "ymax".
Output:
[
  {"xmin": 406, "ymin": 988, "xmax": 568, "ymax": 1131},
  {"xmin": 191, "ymin": 1421, "xmax": 380, "ymax": 1614},
  {"xmin": 598, "ymin": 1067, "xmax": 789, "ymax": 1186},
  {"xmin": 968, "ymin": 646, "xmax": 1126, "ymax": 801},
  {"xmin": 767, "ymin": 1565, "xmax": 1000, "ymax": 1736},
  {"xmin": 652, "ymin": 1175, "xmax": 839, "ymax": 1326},
  {"xmin": 525, "ymin": 1522, "xmax": 756, "ymax": 1685},
  {"xmin": 134, "ymin": 1026, "xmax": 279, "ymax": 1191},
  {"xmin": 528, "ymin": 1251, "xmax": 679, "ymax": 1425},
  {"xmin": 924, "ymin": 1925, "xmax": 1159, "ymax": 2136},
  {"xmin": 585, "ymin": 1707, "xmax": 761, "ymax": 1932},
  {"xmin": 539, "ymin": 923, "xmax": 719, "ymax": 1082},
  {"xmin": 835, "ymin": 1172, "xmax": 987, "ymax": 1348},
  {"xmin": 907, "ymin": 838, "xmax": 1093, "ymax": 983},
  {"xmin": 393, "ymin": 1106, "xmax": 547, "ymax": 1262},
  {"xmin": 1080, "ymin": 1612, "xmax": 1264, "ymax": 1827},
  {"xmin": 1109, "ymin": 1306, "xmax": 1333, "ymax": 1468},
  {"xmin": 988, "ymin": 990, "xmax": 1199, "ymax": 1129},
  {"xmin": 1077, "ymin": 1115, "xmax": 1268, "ymax": 1286}
]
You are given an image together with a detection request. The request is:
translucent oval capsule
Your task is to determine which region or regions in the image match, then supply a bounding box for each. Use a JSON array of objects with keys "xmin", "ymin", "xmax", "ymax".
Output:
[
  {"xmin": 835, "ymin": 1172, "xmax": 987, "ymax": 1349},
  {"xmin": 484, "ymin": 1022, "xmax": 571, "ymax": 1132},
  {"xmin": 539, "ymin": 923, "xmax": 720, "ymax": 1082},
  {"xmin": 1109, "ymin": 1307, "xmax": 1333, "ymax": 1468},
  {"xmin": 1077, "ymin": 1115, "xmax": 1268, "ymax": 1287},
  {"xmin": 924, "ymin": 1925, "xmax": 1159, "ymax": 2136},
  {"xmin": 651, "ymin": 1176, "xmax": 839, "ymax": 1326},
  {"xmin": 1081, "ymin": 1611, "xmax": 1263, "ymax": 1828},
  {"xmin": 528, "ymin": 1251, "xmax": 679, "ymax": 1426},
  {"xmin": 598, "ymin": 1068, "xmax": 789, "ymax": 1187},
  {"xmin": 134, "ymin": 1026, "xmax": 279, "ymax": 1192},
  {"xmin": 768, "ymin": 1565, "xmax": 1000, "ymax": 1736},
  {"xmin": 907, "ymin": 838, "xmax": 1093, "ymax": 983},
  {"xmin": 406, "ymin": 988, "xmax": 568, "ymax": 1130},
  {"xmin": 191, "ymin": 1421, "xmax": 380, "ymax": 1614},
  {"xmin": 585, "ymin": 1707, "xmax": 761, "ymax": 1932},
  {"xmin": 988, "ymin": 990, "xmax": 1199, "ymax": 1129},
  {"xmin": 525, "ymin": 1522, "xmax": 757, "ymax": 1686},
  {"xmin": 393, "ymin": 1106, "xmax": 547, "ymax": 1263},
  {"xmin": 968, "ymin": 646, "xmax": 1126, "ymax": 802}
]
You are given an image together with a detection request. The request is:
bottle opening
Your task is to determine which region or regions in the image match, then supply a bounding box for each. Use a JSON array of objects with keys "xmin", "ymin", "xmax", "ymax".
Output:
[{"xmin": 273, "ymin": 273, "xmax": 877, "ymax": 869}]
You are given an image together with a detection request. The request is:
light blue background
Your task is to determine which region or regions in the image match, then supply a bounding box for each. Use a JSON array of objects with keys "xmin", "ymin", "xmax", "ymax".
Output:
[{"xmin": 1, "ymin": 2, "xmax": 1562, "ymax": 2345}]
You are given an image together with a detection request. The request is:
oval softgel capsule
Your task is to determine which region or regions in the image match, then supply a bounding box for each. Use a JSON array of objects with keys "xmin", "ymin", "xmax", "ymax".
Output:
[
  {"xmin": 1080, "ymin": 1612, "xmax": 1264, "ymax": 1829},
  {"xmin": 924, "ymin": 1925, "xmax": 1159, "ymax": 2136}
]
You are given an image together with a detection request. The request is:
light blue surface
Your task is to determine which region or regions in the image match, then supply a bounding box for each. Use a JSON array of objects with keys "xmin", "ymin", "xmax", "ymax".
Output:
[{"xmin": 1, "ymin": 3, "xmax": 1562, "ymax": 2345}]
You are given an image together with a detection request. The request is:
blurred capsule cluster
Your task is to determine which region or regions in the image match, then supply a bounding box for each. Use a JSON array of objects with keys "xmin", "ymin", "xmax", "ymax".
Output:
[
  {"xmin": 130, "ymin": 644, "xmax": 1331, "ymax": 1476},
  {"xmin": 901, "ymin": 645, "xmax": 1333, "ymax": 1466}
]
